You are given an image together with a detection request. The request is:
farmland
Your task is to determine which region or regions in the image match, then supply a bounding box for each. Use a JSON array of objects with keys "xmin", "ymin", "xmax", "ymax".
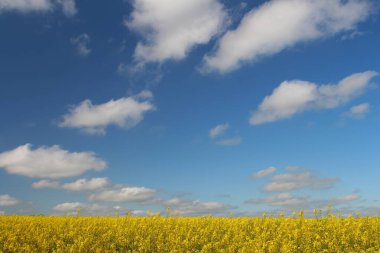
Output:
[{"xmin": 1, "ymin": 214, "xmax": 380, "ymax": 252}]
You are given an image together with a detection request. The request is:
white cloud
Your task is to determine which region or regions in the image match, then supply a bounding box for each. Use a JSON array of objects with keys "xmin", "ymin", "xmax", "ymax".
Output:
[
  {"xmin": 33, "ymin": 177, "xmax": 109, "ymax": 191},
  {"xmin": 0, "ymin": 194, "xmax": 19, "ymax": 206},
  {"xmin": 0, "ymin": 0, "xmax": 77, "ymax": 16},
  {"xmin": 70, "ymin": 34, "xmax": 91, "ymax": 56},
  {"xmin": 59, "ymin": 91, "xmax": 155, "ymax": 135},
  {"xmin": 126, "ymin": 0, "xmax": 227, "ymax": 63},
  {"xmin": 284, "ymin": 166, "xmax": 306, "ymax": 172},
  {"xmin": 203, "ymin": 0, "xmax": 372, "ymax": 73},
  {"xmin": 209, "ymin": 123, "xmax": 241, "ymax": 146},
  {"xmin": 344, "ymin": 103, "xmax": 370, "ymax": 119},
  {"xmin": 332, "ymin": 194, "xmax": 360, "ymax": 203},
  {"xmin": 56, "ymin": 0, "xmax": 76, "ymax": 17},
  {"xmin": 117, "ymin": 63, "xmax": 128, "ymax": 75},
  {"xmin": 0, "ymin": 0, "xmax": 52, "ymax": 13},
  {"xmin": 129, "ymin": 210, "xmax": 150, "ymax": 216},
  {"xmin": 62, "ymin": 177, "xmax": 109, "ymax": 191},
  {"xmin": 34, "ymin": 178, "xmax": 156, "ymax": 208},
  {"xmin": 52, "ymin": 202, "xmax": 110, "ymax": 215},
  {"xmin": 245, "ymin": 192, "xmax": 360, "ymax": 213},
  {"xmin": 52, "ymin": 202, "xmax": 147, "ymax": 216},
  {"xmin": 217, "ymin": 137, "xmax": 241, "ymax": 146},
  {"xmin": 53, "ymin": 202, "xmax": 83, "ymax": 212},
  {"xmin": 32, "ymin": 180, "xmax": 60, "ymax": 189},
  {"xmin": 253, "ymin": 166, "xmax": 277, "ymax": 179},
  {"xmin": 89, "ymin": 186, "xmax": 157, "ymax": 202},
  {"xmin": 0, "ymin": 144, "xmax": 106, "ymax": 179},
  {"xmin": 262, "ymin": 169, "xmax": 337, "ymax": 192},
  {"xmin": 251, "ymin": 80, "xmax": 316, "ymax": 124},
  {"xmin": 246, "ymin": 193, "xmax": 308, "ymax": 206},
  {"xmin": 209, "ymin": 123, "xmax": 229, "ymax": 139},
  {"xmin": 349, "ymin": 103, "xmax": 370, "ymax": 114},
  {"xmin": 250, "ymin": 71, "xmax": 378, "ymax": 125},
  {"xmin": 163, "ymin": 198, "xmax": 235, "ymax": 216}
]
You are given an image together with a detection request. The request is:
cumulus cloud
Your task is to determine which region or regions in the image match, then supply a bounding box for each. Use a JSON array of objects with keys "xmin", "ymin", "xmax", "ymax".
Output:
[
  {"xmin": 70, "ymin": 34, "xmax": 91, "ymax": 56},
  {"xmin": 49, "ymin": 178, "xmax": 235, "ymax": 216},
  {"xmin": 209, "ymin": 123, "xmax": 229, "ymax": 139},
  {"xmin": 33, "ymin": 177, "xmax": 109, "ymax": 191},
  {"xmin": 0, "ymin": 194, "xmax": 19, "ymax": 206},
  {"xmin": 250, "ymin": 71, "xmax": 378, "ymax": 125},
  {"xmin": 0, "ymin": 0, "xmax": 77, "ymax": 16},
  {"xmin": 59, "ymin": 91, "xmax": 155, "ymax": 135},
  {"xmin": 217, "ymin": 137, "xmax": 242, "ymax": 146},
  {"xmin": 253, "ymin": 166, "xmax": 277, "ymax": 179},
  {"xmin": 162, "ymin": 198, "xmax": 235, "ymax": 216},
  {"xmin": 343, "ymin": 102, "xmax": 370, "ymax": 119},
  {"xmin": 126, "ymin": 0, "xmax": 227, "ymax": 63},
  {"xmin": 262, "ymin": 168, "xmax": 337, "ymax": 192},
  {"xmin": 203, "ymin": 0, "xmax": 373, "ymax": 73},
  {"xmin": 0, "ymin": 144, "xmax": 106, "ymax": 179},
  {"xmin": 88, "ymin": 186, "xmax": 157, "ymax": 202}
]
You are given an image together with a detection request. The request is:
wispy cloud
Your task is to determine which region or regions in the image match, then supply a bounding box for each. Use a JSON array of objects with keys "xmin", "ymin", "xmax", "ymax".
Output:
[
  {"xmin": 332, "ymin": 194, "xmax": 360, "ymax": 204},
  {"xmin": 203, "ymin": 0, "xmax": 373, "ymax": 73},
  {"xmin": 62, "ymin": 178, "xmax": 109, "ymax": 191},
  {"xmin": 33, "ymin": 178, "xmax": 110, "ymax": 191},
  {"xmin": 0, "ymin": 0, "xmax": 77, "ymax": 16},
  {"xmin": 262, "ymin": 167, "xmax": 337, "ymax": 192},
  {"xmin": 217, "ymin": 137, "xmax": 241, "ymax": 146},
  {"xmin": 70, "ymin": 34, "xmax": 91, "ymax": 56},
  {"xmin": 32, "ymin": 180, "xmax": 61, "ymax": 189},
  {"xmin": 56, "ymin": 0, "xmax": 77, "ymax": 17},
  {"xmin": 160, "ymin": 197, "xmax": 236, "ymax": 216},
  {"xmin": 34, "ymin": 177, "xmax": 157, "ymax": 204},
  {"xmin": 52, "ymin": 202, "xmax": 137, "ymax": 216},
  {"xmin": 209, "ymin": 123, "xmax": 229, "ymax": 139},
  {"xmin": 245, "ymin": 192, "xmax": 361, "ymax": 213},
  {"xmin": 246, "ymin": 193, "xmax": 309, "ymax": 207},
  {"xmin": 343, "ymin": 103, "xmax": 370, "ymax": 119},
  {"xmin": 51, "ymin": 185, "xmax": 235, "ymax": 216},
  {"xmin": 252, "ymin": 166, "xmax": 277, "ymax": 179},
  {"xmin": 88, "ymin": 186, "xmax": 157, "ymax": 202}
]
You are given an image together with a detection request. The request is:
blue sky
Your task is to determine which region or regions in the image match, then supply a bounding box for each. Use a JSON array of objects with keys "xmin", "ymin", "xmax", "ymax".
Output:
[{"xmin": 0, "ymin": 0, "xmax": 379, "ymax": 216}]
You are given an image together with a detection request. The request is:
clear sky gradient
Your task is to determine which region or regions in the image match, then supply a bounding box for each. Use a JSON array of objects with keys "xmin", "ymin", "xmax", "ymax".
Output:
[{"xmin": 0, "ymin": 0, "xmax": 379, "ymax": 216}]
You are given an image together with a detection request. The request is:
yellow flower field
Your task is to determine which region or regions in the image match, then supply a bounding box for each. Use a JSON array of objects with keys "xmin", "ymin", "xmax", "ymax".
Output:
[{"xmin": 1, "ymin": 214, "xmax": 380, "ymax": 252}]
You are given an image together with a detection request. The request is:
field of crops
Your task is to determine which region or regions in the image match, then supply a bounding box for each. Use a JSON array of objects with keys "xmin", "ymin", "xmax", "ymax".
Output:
[{"xmin": 1, "ymin": 214, "xmax": 380, "ymax": 252}]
